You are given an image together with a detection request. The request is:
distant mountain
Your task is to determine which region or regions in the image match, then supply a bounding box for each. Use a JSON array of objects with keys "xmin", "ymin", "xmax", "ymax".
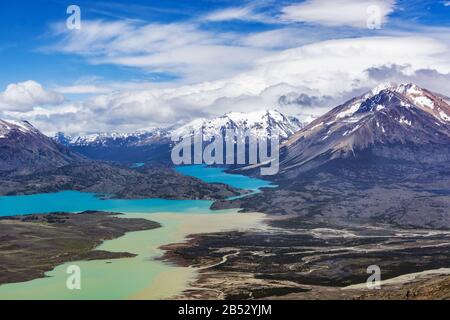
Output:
[
  {"xmin": 172, "ymin": 110, "xmax": 303, "ymax": 140},
  {"xmin": 276, "ymin": 83, "xmax": 450, "ymax": 178},
  {"xmin": 54, "ymin": 130, "xmax": 171, "ymax": 164},
  {"xmin": 55, "ymin": 129, "xmax": 171, "ymax": 147},
  {"xmin": 55, "ymin": 110, "xmax": 303, "ymax": 163},
  {"xmin": 0, "ymin": 119, "xmax": 85, "ymax": 175}
]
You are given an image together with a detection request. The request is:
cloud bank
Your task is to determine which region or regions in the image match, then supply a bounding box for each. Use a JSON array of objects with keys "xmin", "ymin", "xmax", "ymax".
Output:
[
  {"xmin": 2, "ymin": 2, "xmax": 449, "ymax": 135},
  {"xmin": 0, "ymin": 81, "xmax": 64, "ymax": 112},
  {"xmin": 281, "ymin": 0, "xmax": 396, "ymax": 28},
  {"xmin": 3, "ymin": 33, "xmax": 450, "ymax": 135}
]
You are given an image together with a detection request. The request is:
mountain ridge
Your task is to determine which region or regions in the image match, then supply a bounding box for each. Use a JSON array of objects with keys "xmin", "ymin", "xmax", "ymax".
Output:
[
  {"xmin": 0, "ymin": 119, "xmax": 85, "ymax": 175},
  {"xmin": 55, "ymin": 109, "xmax": 303, "ymax": 148},
  {"xmin": 53, "ymin": 109, "xmax": 304, "ymax": 163},
  {"xmin": 275, "ymin": 83, "xmax": 450, "ymax": 178}
]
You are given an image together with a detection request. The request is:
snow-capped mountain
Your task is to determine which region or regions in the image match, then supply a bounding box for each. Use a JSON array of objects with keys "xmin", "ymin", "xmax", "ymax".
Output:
[
  {"xmin": 0, "ymin": 119, "xmax": 85, "ymax": 174},
  {"xmin": 53, "ymin": 110, "xmax": 302, "ymax": 163},
  {"xmin": 171, "ymin": 110, "xmax": 303, "ymax": 140},
  {"xmin": 277, "ymin": 83, "xmax": 450, "ymax": 177},
  {"xmin": 55, "ymin": 129, "xmax": 171, "ymax": 147},
  {"xmin": 0, "ymin": 119, "xmax": 39, "ymax": 138},
  {"xmin": 56, "ymin": 110, "xmax": 303, "ymax": 148}
]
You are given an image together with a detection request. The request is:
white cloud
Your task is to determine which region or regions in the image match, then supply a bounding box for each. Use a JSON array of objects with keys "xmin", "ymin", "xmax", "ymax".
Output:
[
  {"xmin": 204, "ymin": 6, "xmax": 256, "ymax": 22},
  {"xmin": 203, "ymin": 4, "xmax": 274, "ymax": 23},
  {"xmin": 47, "ymin": 20, "xmax": 272, "ymax": 83},
  {"xmin": 0, "ymin": 80, "xmax": 64, "ymax": 112},
  {"xmin": 12, "ymin": 34, "xmax": 449, "ymax": 135},
  {"xmin": 444, "ymin": 1, "xmax": 450, "ymax": 7},
  {"xmin": 55, "ymin": 85, "xmax": 112, "ymax": 95},
  {"xmin": 281, "ymin": 0, "xmax": 396, "ymax": 28},
  {"xmin": 11, "ymin": 2, "xmax": 448, "ymax": 135}
]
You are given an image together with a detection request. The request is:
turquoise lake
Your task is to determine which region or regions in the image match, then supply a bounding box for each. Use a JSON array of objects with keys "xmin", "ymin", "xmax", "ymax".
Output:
[
  {"xmin": 0, "ymin": 165, "xmax": 273, "ymax": 299},
  {"xmin": 175, "ymin": 165, "xmax": 275, "ymax": 191},
  {"xmin": 0, "ymin": 165, "xmax": 275, "ymax": 217},
  {"xmin": 0, "ymin": 192, "xmax": 214, "ymax": 217}
]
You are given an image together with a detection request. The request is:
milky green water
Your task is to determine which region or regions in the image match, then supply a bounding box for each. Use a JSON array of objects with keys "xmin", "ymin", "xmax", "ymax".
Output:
[
  {"xmin": 0, "ymin": 213, "xmax": 217, "ymax": 300},
  {"xmin": 0, "ymin": 165, "xmax": 269, "ymax": 300}
]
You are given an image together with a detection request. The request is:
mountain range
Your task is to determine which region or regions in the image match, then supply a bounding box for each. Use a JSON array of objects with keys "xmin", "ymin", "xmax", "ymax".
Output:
[
  {"xmin": 53, "ymin": 110, "xmax": 303, "ymax": 163},
  {"xmin": 56, "ymin": 110, "xmax": 302, "ymax": 146},
  {"xmin": 171, "ymin": 109, "xmax": 303, "ymax": 140},
  {"xmin": 4, "ymin": 83, "xmax": 450, "ymax": 177}
]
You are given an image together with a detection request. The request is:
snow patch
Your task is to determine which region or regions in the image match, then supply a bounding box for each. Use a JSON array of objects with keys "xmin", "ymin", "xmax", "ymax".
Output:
[
  {"xmin": 439, "ymin": 110, "xmax": 450, "ymax": 122},
  {"xmin": 336, "ymin": 102, "xmax": 361, "ymax": 119},
  {"xmin": 0, "ymin": 119, "xmax": 36, "ymax": 138},
  {"xmin": 310, "ymin": 122, "xmax": 324, "ymax": 130},
  {"xmin": 399, "ymin": 117, "xmax": 412, "ymax": 126},
  {"xmin": 413, "ymin": 96, "xmax": 434, "ymax": 109}
]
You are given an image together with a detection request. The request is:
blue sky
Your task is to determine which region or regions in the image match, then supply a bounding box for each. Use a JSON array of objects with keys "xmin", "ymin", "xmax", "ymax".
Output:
[
  {"xmin": 0, "ymin": 0, "xmax": 448, "ymax": 88},
  {"xmin": 0, "ymin": 0, "xmax": 449, "ymax": 134}
]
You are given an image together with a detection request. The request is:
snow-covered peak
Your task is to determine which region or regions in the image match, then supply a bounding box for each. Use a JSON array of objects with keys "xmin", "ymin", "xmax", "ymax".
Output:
[
  {"xmin": 334, "ymin": 83, "xmax": 450, "ymax": 122},
  {"xmin": 225, "ymin": 110, "xmax": 285, "ymax": 124},
  {"xmin": 367, "ymin": 83, "xmax": 423, "ymax": 99},
  {"xmin": 0, "ymin": 119, "xmax": 38, "ymax": 138},
  {"xmin": 171, "ymin": 110, "xmax": 302, "ymax": 140},
  {"xmin": 281, "ymin": 84, "xmax": 450, "ymax": 175},
  {"xmin": 57, "ymin": 128, "xmax": 170, "ymax": 147},
  {"xmin": 369, "ymin": 82, "xmax": 397, "ymax": 96},
  {"xmin": 393, "ymin": 83, "xmax": 422, "ymax": 95}
]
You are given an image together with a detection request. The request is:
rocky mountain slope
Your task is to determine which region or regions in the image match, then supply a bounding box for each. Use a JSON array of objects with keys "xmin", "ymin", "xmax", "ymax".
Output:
[
  {"xmin": 56, "ymin": 109, "xmax": 302, "ymax": 147},
  {"xmin": 0, "ymin": 162, "xmax": 244, "ymax": 200},
  {"xmin": 223, "ymin": 84, "xmax": 450, "ymax": 229},
  {"xmin": 277, "ymin": 83, "xmax": 450, "ymax": 178},
  {"xmin": 0, "ymin": 120, "xmax": 244, "ymax": 200},
  {"xmin": 0, "ymin": 119, "xmax": 85, "ymax": 175}
]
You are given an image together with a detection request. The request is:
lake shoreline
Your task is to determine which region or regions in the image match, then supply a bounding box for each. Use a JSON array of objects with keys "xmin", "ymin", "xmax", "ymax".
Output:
[
  {"xmin": 123, "ymin": 211, "xmax": 268, "ymax": 300},
  {"xmin": 161, "ymin": 215, "xmax": 450, "ymax": 300},
  {"xmin": 0, "ymin": 209, "xmax": 268, "ymax": 299},
  {"xmin": 0, "ymin": 211, "xmax": 160, "ymax": 286}
]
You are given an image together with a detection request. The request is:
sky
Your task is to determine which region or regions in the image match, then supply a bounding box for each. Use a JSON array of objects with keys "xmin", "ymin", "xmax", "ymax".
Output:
[{"xmin": 0, "ymin": 0, "xmax": 449, "ymax": 135}]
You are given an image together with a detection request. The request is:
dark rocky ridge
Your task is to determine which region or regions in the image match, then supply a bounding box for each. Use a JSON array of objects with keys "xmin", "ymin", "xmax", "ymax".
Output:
[
  {"xmin": 0, "ymin": 120, "xmax": 85, "ymax": 176},
  {"xmin": 0, "ymin": 162, "xmax": 244, "ymax": 200}
]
